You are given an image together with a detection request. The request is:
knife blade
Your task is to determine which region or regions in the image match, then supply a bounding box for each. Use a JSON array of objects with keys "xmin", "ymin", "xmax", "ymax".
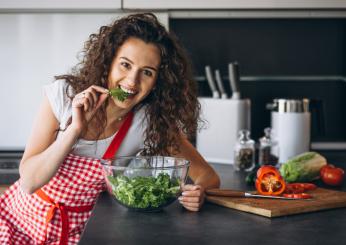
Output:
[{"xmin": 206, "ymin": 188, "xmax": 312, "ymax": 200}]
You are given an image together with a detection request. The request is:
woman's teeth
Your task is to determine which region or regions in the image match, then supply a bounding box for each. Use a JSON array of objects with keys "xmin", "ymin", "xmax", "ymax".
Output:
[{"xmin": 120, "ymin": 85, "xmax": 136, "ymax": 94}]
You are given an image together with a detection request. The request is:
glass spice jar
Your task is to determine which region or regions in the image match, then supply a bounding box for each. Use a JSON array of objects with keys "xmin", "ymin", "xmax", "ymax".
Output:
[
  {"xmin": 258, "ymin": 127, "xmax": 279, "ymax": 167},
  {"xmin": 234, "ymin": 129, "xmax": 255, "ymax": 171}
]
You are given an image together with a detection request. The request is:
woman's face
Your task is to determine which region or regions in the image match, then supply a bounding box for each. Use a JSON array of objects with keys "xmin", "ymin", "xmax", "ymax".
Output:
[{"xmin": 107, "ymin": 37, "xmax": 161, "ymax": 109}]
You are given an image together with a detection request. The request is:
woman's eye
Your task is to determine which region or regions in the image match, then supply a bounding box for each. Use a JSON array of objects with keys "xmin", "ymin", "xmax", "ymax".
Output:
[
  {"xmin": 143, "ymin": 69, "xmax": 153, "ymax": 77},
  {"xmin": 120, "ymin": 62, "xmax": 131, "ymax": 69}
]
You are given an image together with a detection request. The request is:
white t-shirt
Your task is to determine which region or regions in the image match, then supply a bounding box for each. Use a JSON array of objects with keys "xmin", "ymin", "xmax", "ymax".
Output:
[{"xmin": 43, "ymin": 80, "xmax": 147, "ymax": 159}]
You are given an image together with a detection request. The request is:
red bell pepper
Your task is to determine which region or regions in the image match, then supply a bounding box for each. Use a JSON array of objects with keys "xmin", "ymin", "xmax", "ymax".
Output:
[
  {"xmin": 284, "ymin": 183, "xmax": 317, "ymax": 194},
  {"xmin": 283, "ymin": 193, "xmax": 312, "ymax": 199},
  {"xmin": 255, "ymin": 165, "xmax": 286, "ymax": 196}
]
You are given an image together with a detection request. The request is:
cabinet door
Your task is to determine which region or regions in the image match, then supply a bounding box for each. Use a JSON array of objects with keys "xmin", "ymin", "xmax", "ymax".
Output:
[
  {"xmin": 123, "ymin": 0, "xmax": 346, "ymax": 9},
  {"xmin": 0, "ymin": 0, "xmax": 121, "ymax": 9}
]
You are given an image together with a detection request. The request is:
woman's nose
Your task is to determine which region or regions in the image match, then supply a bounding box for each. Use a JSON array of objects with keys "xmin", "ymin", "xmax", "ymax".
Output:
[{"xmin": 126, "ymin": 69, "xmax": 140, "ymax": 85}]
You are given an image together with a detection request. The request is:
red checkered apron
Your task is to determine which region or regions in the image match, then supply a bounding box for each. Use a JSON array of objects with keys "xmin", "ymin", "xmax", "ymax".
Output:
[{"xmin": 0, "ymin": 112, "xmax": 134, "ymax": 244}]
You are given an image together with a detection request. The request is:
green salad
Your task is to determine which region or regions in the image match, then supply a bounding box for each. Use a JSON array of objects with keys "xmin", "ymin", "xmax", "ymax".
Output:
[
  {"xmin": 109, "ymin": 87, "xmax": 131, "ymax": 102},
  {"xmin": 107, "ymin": 173, "xmax": 181, "ymax": 209}
]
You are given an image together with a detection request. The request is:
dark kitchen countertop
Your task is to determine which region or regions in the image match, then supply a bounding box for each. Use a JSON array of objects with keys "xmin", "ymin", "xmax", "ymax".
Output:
[{"xmin": 80, "ymin": 161, "xmax": 346, "ymax": 245}]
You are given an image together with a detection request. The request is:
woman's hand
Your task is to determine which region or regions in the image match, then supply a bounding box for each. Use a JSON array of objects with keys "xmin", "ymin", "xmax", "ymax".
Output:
[
  {"xmin": 71, "ymin": 85, "xmax": 109, "ymax": 133},
  {"xmin": 179, "ymin": 184, "xmax": 205, "ymax": 212}
]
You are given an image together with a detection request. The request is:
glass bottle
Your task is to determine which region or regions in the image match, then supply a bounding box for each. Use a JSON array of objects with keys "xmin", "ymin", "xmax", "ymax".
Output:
[
  {"xmin": 234, "ymin": 129, "xmax": 255, "ymax": 171},
  {"xmin": 258, "ymin": 127, "xmax": 279, "ymax": 166}
]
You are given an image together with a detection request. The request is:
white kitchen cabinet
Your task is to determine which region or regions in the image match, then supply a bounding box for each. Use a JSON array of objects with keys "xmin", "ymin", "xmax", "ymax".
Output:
[
  {"xmin": 123, "ymin": 0, "xmax": 346, "ymax": 10},
  {"xmin": 0, "ymin": 12, "xmax": 168, "ymax": 150},
  {"xmin": 0, "ymin": 0, "xmax": 122, "ymax": 10}
]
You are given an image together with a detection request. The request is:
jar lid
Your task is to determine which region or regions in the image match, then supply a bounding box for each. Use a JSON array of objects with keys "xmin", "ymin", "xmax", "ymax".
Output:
[
  {"xmin": 259, "ymin": 127, "xmax": 277, "ymax": 146},
  {"xmin": 237, "ymin": 129, "xmax": 254, "ymax": 145}
]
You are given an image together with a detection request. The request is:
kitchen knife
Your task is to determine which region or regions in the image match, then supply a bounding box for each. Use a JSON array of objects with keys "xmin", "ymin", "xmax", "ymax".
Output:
[
  {"xmin": 214, "ymin": 69, "xmax": 228, "ymax": 99},
  {"xmin": 206, "ymin": 188, "xmax": 312, "ymax": 200},
  {"xmin": 228, "ymin": 62, "xmax": 241, "ymax": 99},
  {"xmin": 205, "ymin": 66, "xmax": 220, "ymax": 99}
]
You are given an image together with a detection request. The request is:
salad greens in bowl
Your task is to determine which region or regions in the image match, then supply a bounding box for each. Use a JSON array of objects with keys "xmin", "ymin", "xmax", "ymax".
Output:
[{"xmin": 101, "ymin": 156, "xmax": 190, "ymax": 212}]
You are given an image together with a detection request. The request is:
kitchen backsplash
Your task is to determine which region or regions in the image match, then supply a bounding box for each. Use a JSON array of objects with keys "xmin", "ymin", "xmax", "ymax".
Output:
[
  {"xmin": 170, "ymin": 18, "xmax": 346, "ymax": 76},
  {"xmin": 170, "ymin": 18, "xmax": 346, "ymax": 142},
  {"xmin": 197, "ymin": 76, "xmax": 346, "ymax": 141}
]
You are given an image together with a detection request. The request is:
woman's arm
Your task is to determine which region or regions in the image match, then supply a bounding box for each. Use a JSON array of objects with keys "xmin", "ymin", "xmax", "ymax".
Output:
[
  {"xmin": 19, "ymin": 94, "xmax": 81, "ymax": 194},
  {"xmin": 173, "ymin": 133, "xmax": 220, "ymax": 211},
  {"xmin": 176, "ymin": 133, "xmax": 220, "ymax": 189},
  {"xmin": 20, "ymin": 85, "xmax": 109, "ymax": 194}
]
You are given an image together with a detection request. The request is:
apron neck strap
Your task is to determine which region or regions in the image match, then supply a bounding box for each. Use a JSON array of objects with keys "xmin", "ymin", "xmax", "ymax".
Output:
[{"xmin": 102, "ymin": 111, "xmax": 134, "ymax": 160}]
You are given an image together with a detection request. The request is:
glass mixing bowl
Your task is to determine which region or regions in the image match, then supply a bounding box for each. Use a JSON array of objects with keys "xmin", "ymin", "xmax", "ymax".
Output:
[{"xmin": 101, "ymin": 156, "xmax": 190, "ymax": 212}]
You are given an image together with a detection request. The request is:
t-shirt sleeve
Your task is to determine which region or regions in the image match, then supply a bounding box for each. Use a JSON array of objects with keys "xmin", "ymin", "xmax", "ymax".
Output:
[{"xmin": 43, "ymin": 80, "xmax": 73, "ymax": 128}]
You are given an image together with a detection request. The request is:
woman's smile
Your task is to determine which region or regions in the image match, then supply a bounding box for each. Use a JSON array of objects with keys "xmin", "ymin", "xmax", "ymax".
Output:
[{"xmin": 118, "ymin": 84, "xmax": 138, "ymax": 95}]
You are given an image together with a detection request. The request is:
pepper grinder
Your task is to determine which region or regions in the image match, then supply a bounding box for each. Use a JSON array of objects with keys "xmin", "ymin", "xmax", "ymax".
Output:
[{"xmin": 258, "ymin": 127, "xmax": 279, "ymax": 167}]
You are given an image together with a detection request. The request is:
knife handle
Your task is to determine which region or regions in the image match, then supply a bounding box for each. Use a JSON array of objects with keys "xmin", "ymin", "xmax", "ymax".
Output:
[
  {"xmin": 228, "ymin": 62, "xmax": 241, "ymax": 99},
  {"xmin": 206, "ymin": 188, "xmax": 245, "ymax": 197},
  {"xmin": 205, "ymin": 66, "xmax": 220, "ymax": 98}
]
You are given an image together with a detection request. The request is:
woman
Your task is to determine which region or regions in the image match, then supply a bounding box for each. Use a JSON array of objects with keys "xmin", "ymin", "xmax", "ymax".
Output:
[{"xmin": 0, "ymin": 13, "xmax": 220, "ymax": 244}]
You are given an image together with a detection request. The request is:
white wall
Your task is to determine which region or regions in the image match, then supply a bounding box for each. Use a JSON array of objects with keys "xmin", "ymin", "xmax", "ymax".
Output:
[{"xmin": 0, "ymin": 13, "xmax": 168, "ymax": 150}]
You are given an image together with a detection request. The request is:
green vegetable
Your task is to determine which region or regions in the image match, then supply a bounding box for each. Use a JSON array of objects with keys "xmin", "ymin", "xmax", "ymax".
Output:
[
  {"xmin": 109, "ymin": 87, "xmax": 131, "ymax": 102},
  {"xmin": 245, "ymin": 165, "xmax": 260, "ymax": 186},
  {"xmin": 107, "ymin": 173, "xmax": 181, "ymax": 209},
  {"xmin": 279, "ymin": 152, "xmax": 327, "ymax": 183}
]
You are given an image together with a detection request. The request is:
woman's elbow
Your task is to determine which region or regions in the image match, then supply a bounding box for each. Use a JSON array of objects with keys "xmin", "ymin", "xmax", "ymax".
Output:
[
  {"xmin": 19, "ymin": 166, "xmax": 37, "ymax": 195},
  {"xmin": 19, "ymin": 179, "xmax": 37, "ymax": 195}
]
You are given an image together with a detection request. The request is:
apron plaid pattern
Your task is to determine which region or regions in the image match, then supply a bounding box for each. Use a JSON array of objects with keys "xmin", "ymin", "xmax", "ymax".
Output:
[{"xmin": 0, "ymin": 112, "xmax": 134, "ymax": 244}]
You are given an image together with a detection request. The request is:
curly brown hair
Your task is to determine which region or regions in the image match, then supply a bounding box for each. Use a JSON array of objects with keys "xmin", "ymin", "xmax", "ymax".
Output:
[{"xmin": 55, "ymin": 13, "xmax": 201, "ymax": 155}]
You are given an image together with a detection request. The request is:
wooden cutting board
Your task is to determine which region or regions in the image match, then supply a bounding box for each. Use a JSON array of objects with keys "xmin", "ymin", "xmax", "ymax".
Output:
[{"xmin": 206, "ymin": 188, "xmax": 346, "ymax": 217}]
